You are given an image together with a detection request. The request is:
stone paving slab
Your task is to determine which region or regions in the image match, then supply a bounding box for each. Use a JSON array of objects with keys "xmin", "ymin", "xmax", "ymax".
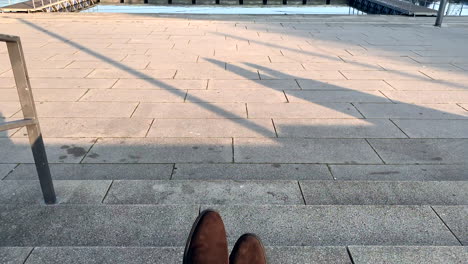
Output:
[
  {"xmin": 186, "ymin": 89, "xmax": 287, "ymax": 103},
  {"xmin": 383, "ymin": 91, "xmax": 468, "ymax": 104},
  {"xmin": 0, "ymin": 138, "xmax": 95, "ymax": 163},
  {"xmin": 300, "ymin": 181, "xmax": 468, "ymax": 205},
  {"xmin": 104, "ymin": 180, "xmax": 303, "ymax": 205},
  {"xmin": 340, "ymin": 70, "xmax": 430, "ymax": 80},
  {"xmin": 285, "ymin": 91, "xmax": 390, "ymax": 103},
  {"xmin": 83, "ymin": 138, "xmax": 232, "ymax": 163},
  {"xmin": 385, "ymin": 80, "xmax": 468, "ymax": 91},
  {"xmin": 0, "ymin": 78, "xmax": 15, "ymax": 88},
  {"xmin": 201, "ymin": 205, "xmax": 460, "ymax": 246},
  {"xmin": 87, "ymin": 69, "xmax": 177, "ymax": 79},
  {"xmin": 80, "ymin": 90, "xmax": 186, "ymax": 103},
  {"xmin": 23, "ymin": 102, "xmax": 139, "ymax": 118},
  {"xmin": 391, "ymin": 119, "xmax": 468, "ymax": 138},
  {"xmin": 0, "ymin": 247, "xmax": 32, "ymax": 264},
  {"xmin": 133, "ymin": 103, "xmax": 247, "ymax": 118},
  {"xmin": 26, "ymin": 247, "xmax": 182, "ymax": 264},
  {"xmin": 432, "ymin": 206, "xmax": 468, "ymax": 245},
  {"xmin": 0, "ymin": 164, "xmax": 16, "ymax": 180},
  {"xmin": 266, "ymin": 246, "xmax": 351, "ymax": 264},
  {"xmin": 355, "ymin": 103, "xmax": 468, "ymax": 119},
  {"xmin": 297, "ymin": 80, "xmax": 393, "ymax": 91},
  {"xmin": 0, "ymin": 89, "xmax": 87, "ymax": 102},
  {"xmin": 273, "ymin": 118, "xmax": 406, "ymax": 138},
  {"xmin": 259, "ymin": 70, "xmax": 345, "ymax": 80},
  {"xmin": 234, "ymin": 138, "xmax": 382, "ymax": 164},
  {"xmin": 9, "ymin": 246, "xmax": 354, "ymax": 264},
  {"xmin": 172, "ymin": 163, "xmax": 331, "ymax": 180},
  {"xmin": 147, "ymin": 118, "xmax": 275, "ymax": 138},
  {"xmin": 0, "ymin": 102, "xmax": 21, "ymax": 118},
  {"xmin": 112, "ymin": 79, "xmax": 207, "ymax": 90},
  {"xmin": 5, "ymin": 164, "xmax": 173, "ymax": 180},
  {"xmin": 208, "ymin": 79, "xmax": 300, "ymax": 90},
  {"xmin": 348, "ymin": 246, "xmax": 468, "ymax": 264},
  {"xmin": 247, "ymin": 103, "xmax": 363, "ymax": 118},
  {"xmin": 0, "ymin": 180, "xmax": 111, "ymax": 204},
  {"xmin": 330, "ymin": 165, "xmax": 468, "ymax": 181},
  {"xmin": 0, "ymin": 204, "xmax": 198, "ymax": 247},
  {"xmin": 14, "ymin": 118, "xmax": 153, "ymax": 138},
  {"xmin": 368, "ymin": 139, "xmax": 468, "ymax": 164},
  {"xmin": 29, "ymin": 78, "xmax": 117, "ymax": 89}
]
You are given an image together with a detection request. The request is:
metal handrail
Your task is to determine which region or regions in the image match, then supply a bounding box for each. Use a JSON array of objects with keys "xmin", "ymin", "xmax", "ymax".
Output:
[{"xmin": 0, "ymin": 34, "xmax": 56, "ymax": 204}]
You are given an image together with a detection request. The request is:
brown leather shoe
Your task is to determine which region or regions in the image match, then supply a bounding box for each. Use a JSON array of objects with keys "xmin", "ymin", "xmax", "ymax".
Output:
[
  {"xmin": 183, "ymin": 209, "xmax": 229, "ymax": 264},
  {"xmin": 229, "ymin": 233, "xmax": 267, "ymax": 264}
]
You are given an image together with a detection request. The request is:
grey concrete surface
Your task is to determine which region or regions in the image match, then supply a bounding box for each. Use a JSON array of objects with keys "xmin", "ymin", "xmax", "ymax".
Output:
[
  {"xmin": 330, "ymin": 165, "xmax": 468, "ymax": 181},
  {"xmin": 172, "ymin": 163, "xmax": 332, "ymax": 180},
  {"xmin": 391, "ymin": 119, "xmax": 468, "ymax": 138},
  {"xmin": 104, "ymin": 180, "xmax": 304, "ymax": 205},
  {"xmin": 0, "ymin": 247, "xmax": 32, "ymax": 264},
  {"xmin": 234, "ymin": 138, "xmax": 382, "ymax": 163},
  {"xmin": 348, "ymin": 246, "xmax": 468, "ymax": 264},
  {"xmin": 368, "ymin": 139, "xmax": 468, "ymax": 164},
  {"xmin": 0, "ymin": 164, "xmax": 16, "ymax": 180},
  {"xmin": 300, "ymin": 181, "xmax": 468, "ymax": 205},
  {"xmin": 0, "ymin": 205, "xmax": 198, "ymax": 246},
  {"xmin": 274, "ymin": 118, "xmax": 406, "ymax": 138},
  {"xmin": 201, "ymin": 205, "xmax": 460, "ymax": 246},
  {"xmin": 25, "ymin": 247, "xmax": 183, "ymax": 264},
  {"xmin": 4, "ymin": 164, "xmax": 173, "ymax": 180},
  {"xmin": 83, "ymin": 138, "xmax": 232, "ymax": 163},
  {"xmin": 0, "ymin": 180, "xmax": 111, "ymax": 204},
  {"xmin": 432, "ymin": 206, "xmax": 468, "ymax": 245}
]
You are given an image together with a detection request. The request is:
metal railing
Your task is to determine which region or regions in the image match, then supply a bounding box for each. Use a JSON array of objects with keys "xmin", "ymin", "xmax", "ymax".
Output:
[{"xmin": 0, "ymin": 34, "xmax": 56, "ymax": 204}]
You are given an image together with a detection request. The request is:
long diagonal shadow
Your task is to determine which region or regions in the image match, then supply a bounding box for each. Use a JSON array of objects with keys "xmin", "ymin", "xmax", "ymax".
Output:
[
  {"xmin": 213, "ymin": 32, "xmax": 468, "ymax": 90},
  {"xmin": 18, "ymin": 18, "xmax": 275, "ymax": 138},
  {"xmin": 203, "ymin": 57, "xmax": 468, "ymax": 123}
]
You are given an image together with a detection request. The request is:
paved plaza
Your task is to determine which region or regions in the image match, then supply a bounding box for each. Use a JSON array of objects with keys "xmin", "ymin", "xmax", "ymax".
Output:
[{"xmin": 0, "ymin": 13, "xmax": 467, "ymax": 263}]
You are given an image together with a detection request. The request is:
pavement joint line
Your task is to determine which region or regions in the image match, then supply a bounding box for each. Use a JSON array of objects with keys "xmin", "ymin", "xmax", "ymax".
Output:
[
  {"xmin": 326, "ymin": 164, "xmax": 336, "ymax": 180},
  {"xmin": 297, "ymin": 181, "xmax": 307, "ymax": 205},
  {"xmin": 430, "ymin": 206, "xmax": 464, "ymax": 246},
  {"xmin": 364, "ymin": 138, "xmax": 386, "ymax": 165},
  {"xmin": 382, "ymin": 80, "xmax": 397, "ymax": 90},
  {"xmin": 418, "ymin": 70, "xmax": 435, "ymax": 80},
  {"xmin": 76, "ymin": 89, "xmax": 90, "ymax": 102},
  {"xmin": 388, "ymin": 118, "xmax": 411, "ymax": 139},
  {"xmin": 346, "ymin": 246, "xmax": 356, "ymax": 264},
  {"xmin": 0, "ymin": 163, "xmax": 20, "ymax": 180},
  {"xmin": 282, "ymin": 90, "xmax": 290, "ymax": 103},
  {"xmin": 338, "ymin": 70, "xmax": 348, "ymax": 80},
  {"xmin": 271, "ymin": 118, "xmax": 278, "ymax": 138},
  {"xmin": 349, "ymin": 102, "xmax": 366, "ymax": 119},
  {"xmin": 169, "ymin": 164, "xmax": 176, "ymax": 180},
  {"xmin": 100, "ymin": 180, "xmax": 114, "ymax": 204},
  {"xmin": 205, "ymin": 79, "xmax": 209, "ymax": 89},
  {"xmin": 144, "ymin": 118, "xmax": 156, "ymax": 138},
  {"xmin": 377, "ymin": 90, "xmax": 394, "ymax": 103},
  {"xmin": 21, "ymin": 247, "xmax": 35, "ymax": 264},
  {"xmin": 457, "ymin": 103, "xmax": 468, "ymax": 112},
  {"xmin": 79, "ymin": 137, "xmax": 99, "ymax": 164},
  {"xmin": 129, "ymin": 102, "xmax": 141, "ymax": 118},
  {"xmin": 231, "ymin": 137, "xmax": 235, "ymax": 163}
]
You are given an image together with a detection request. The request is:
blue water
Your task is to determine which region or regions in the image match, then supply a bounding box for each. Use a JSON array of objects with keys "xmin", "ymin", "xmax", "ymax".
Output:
[{"xmin": 82, "ymin": 5, "xmax": 366, "ymax": 14}]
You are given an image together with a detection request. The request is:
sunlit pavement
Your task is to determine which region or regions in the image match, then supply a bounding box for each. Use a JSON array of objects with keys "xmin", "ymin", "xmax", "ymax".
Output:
[{"xmin": 0, "ymin": 14, "xmax": 467, "ymax": 263}]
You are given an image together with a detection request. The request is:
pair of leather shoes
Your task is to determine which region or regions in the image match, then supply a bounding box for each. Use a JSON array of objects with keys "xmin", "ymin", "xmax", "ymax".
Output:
[{"xmin": 183, "ymin": 210, "xmax": 267, "ymax": 264}]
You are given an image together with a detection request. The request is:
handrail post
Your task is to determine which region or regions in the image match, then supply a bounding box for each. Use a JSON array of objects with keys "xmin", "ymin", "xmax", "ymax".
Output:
[
  {"xmin": 2, "ymin": 35, "xmax": 56, "ymax": 204},
  {"xmin": 435, "ymin": 0, "xmax": 448, "ymax": 26}
]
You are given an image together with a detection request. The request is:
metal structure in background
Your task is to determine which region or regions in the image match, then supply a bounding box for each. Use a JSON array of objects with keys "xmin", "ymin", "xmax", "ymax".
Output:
[
  {"xmin": 435, "ymin": 0, "xmax": 449, "ymax": 26},
  {"xmin": 0, "ymin": 0, "xmax": 98, "ymax": 13},
  {"xmin": 0, "ymin": 34, "xmax": 56, "ymax": 204}
]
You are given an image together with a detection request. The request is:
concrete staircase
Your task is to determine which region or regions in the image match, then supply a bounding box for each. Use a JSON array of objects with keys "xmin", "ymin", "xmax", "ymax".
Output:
[{"xmin": 1, "ymin": 164, "xmax": 467, "ymax": 263}]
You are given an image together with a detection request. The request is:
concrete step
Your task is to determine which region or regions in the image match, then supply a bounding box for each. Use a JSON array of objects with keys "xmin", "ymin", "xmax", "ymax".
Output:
[
  {"xmin": 1, "ymin": 180, "xmax": 467, "ymax": 206},
  {"xmin": 0, "ymin": 204, "xmax": 465, "ymax": 247},
  {"xmin": 1, "ymin": 246, "xmax": 467, "ymax": 264}
]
